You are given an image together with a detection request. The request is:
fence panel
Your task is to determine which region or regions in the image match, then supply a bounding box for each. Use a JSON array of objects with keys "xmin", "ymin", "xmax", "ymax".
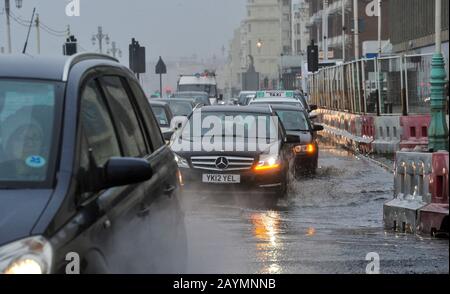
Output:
[
  {"xmin": 404, "ymin": 54, "xmax": 432, "ymax": 114},
  {"xmin": 378, "ymin": 56, "xmax": 403, "ymax": 114},
  {"xmin": 362, "ymin": 58, "xmax": 378, "ymax": 114}
]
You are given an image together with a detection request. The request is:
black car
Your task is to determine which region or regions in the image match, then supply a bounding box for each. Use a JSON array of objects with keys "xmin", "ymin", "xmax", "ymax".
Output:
[
  {"xmin": 294, "ymin": 90, "xmax": 318, "ymax": 113},
  {"xmin": 149, "ymin": 100, "xmax": 175, "ymax": 141},
  {"xmin": 272, "ymin": 105, "xmax": 323, "ymax": 176},
  {"xmin": 170, "ymin": 105, "xmax": 301, "ymax": 200},
  {"xmin": 154, "ymin": 98, "xmax": 197, "ymax": 117},
  {"xmin": 0, "ymin": 53, "xmax": 186, "ymax": 274}
]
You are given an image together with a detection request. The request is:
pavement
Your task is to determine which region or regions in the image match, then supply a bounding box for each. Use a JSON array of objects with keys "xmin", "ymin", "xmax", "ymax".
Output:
[{"xmin": 182, "ymin": 142, "xmax": 449, "ymax": 274}]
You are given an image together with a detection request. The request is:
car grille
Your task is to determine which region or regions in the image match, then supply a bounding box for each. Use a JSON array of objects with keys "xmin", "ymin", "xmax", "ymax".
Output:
[{"xmin": 190, "ymin": 156, "xmax": 255, "ymax": 171}]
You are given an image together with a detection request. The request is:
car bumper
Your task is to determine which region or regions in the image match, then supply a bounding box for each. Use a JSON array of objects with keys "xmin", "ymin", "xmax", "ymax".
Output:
[
  {"xmin": 293, "ymin": 152, "xmax": 318, "ymax": 169},
  {"xmin": 178, "ymin": 167, "xmax": 284, "ymax": 196}
]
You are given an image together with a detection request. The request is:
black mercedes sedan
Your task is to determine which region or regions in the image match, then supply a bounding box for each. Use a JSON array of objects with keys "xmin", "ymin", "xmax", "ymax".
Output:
[{"xmin": 170, "ymin": 105, "xmax": 301, "ymax": 201}]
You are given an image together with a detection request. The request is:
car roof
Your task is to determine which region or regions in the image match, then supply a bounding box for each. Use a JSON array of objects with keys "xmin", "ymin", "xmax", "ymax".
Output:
[
  {"xmin": 149, "ymin": 100, "xmax": 169, "ymax": 107},
  {"xmin": 269, "ymin": 104, "xmax": 307, "ymax": 112},
  {"xmin": 175, "ymin": 91, "xmax": 208, "ymax": 95},
  {"xmin": 155, "ymin": 98, "xmax": 195, "ymax": 104},
  {"xmin": 0, "ymin": 54, "xmax": 69, "ymax": 81},
  {"xmin": 251, "ymin": 98, "xmax": 301, "ymax": 103},
  {"xmin": 0, "ymin": 53, "xmax": 119, "ymax": 81},
  {"xmin": 198, "ymin": 105, "xmax": 273, "ymax": 114}
]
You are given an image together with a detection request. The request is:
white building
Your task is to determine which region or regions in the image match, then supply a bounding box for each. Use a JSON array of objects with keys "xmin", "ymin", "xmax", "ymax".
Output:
[
  {"xmin": 292, "ymin": 0, "xmax": 310, "ymax": 56},
  {"xmin": 220, "ymin": 0, "xmax": 293, "ymax": 92}
]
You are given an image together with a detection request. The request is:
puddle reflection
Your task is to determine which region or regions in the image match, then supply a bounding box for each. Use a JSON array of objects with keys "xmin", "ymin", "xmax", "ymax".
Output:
[{"xmin": 250, "ymin": 211, "xmax": 283, "ymax": 274}]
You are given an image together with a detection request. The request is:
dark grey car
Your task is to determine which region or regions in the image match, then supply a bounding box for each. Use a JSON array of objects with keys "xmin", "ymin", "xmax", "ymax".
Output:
[{"xmin": 0, "ymin": 54, "xmax": 187, "ymax": 274}]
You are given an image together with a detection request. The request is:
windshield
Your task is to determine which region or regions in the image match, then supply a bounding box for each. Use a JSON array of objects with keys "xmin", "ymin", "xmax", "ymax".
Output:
[
  {"xmin": 173, "ymin": 94, "xmax": 210, "ymax": 106},
  {"xmin": 168, "ymin": 101, "xmax": 193, "ymax": 116},
  {"xmin": 238, "ymin": 94, "xmax": 255, "ymax": 105},
  {"xmin": 151, "ymin": 105, "xmax": 170, "ymax": 127},
  {"xmin": 276, "ymin": 110, "xmax": 310, "ymax": 131},
  {"xmin": 181, "ymin": 111, "xmax": 278, "ymax": 140},
  {"xmin": 0, "ymin": 79, "xmax": 60, "ymax": 188},
  {"xmin": 178, "ymin": 84, "xmax": 217, "ymax": 97}
]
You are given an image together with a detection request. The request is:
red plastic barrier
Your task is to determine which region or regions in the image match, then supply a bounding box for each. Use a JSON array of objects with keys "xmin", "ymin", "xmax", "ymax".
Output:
[
  {"xmin": 429, "ymin": 151, "xmax": 449, "ymax": 204},
  {"xmin": 359, "ymin": 115, "xmax": 375, "ymax": 154},
  {"xmin": 350, "ymin": 116, "xmax": 358, "ymax": 136},
  {"xmin": 400, "ymin": 115, "xmax": 431, "ymax": 150},
  {"xmin": 419, "ymin": 151, "xmax": 449, "ymax": 235}
]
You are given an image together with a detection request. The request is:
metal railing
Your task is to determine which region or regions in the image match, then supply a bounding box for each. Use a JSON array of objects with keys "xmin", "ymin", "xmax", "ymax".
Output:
[{"xmin": 307, "ymin": 53, "xmax": 449, "ymax": 115}]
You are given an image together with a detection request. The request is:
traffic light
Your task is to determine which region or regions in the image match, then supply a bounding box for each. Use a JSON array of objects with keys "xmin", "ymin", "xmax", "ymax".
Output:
[
  {"xmin": 63, "ymin": 35, "xmax": 77, "ymax": 56},
  {"xmin": 129, "ymin": 38, "xmax": 146, "ymax": 74},
  {"xmin": 307, "ymin": 41, "xmax": 319, "ymax": 73}
]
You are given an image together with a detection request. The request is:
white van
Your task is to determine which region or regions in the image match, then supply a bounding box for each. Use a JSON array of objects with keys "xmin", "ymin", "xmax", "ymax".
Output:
[{"xmin": 177, "ymin": 72, "xmax": 218, "ymax": 104}]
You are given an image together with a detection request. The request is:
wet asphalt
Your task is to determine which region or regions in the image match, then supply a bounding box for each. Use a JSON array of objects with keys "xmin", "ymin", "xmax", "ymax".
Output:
[{"xmin": 181, "ymin": 143, "xmax": 449, "ymax": 274}]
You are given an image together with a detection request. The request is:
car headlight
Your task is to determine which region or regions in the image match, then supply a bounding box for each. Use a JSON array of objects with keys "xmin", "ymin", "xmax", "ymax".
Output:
[
  {"xmin": 294, "ymin": 144, "xmax": 315, "ymax": 154},
  {"xmin": 254, "ymin": 154, "xmax": 281, "ymax": 171},
  {"xmin": 174, "ymin": 153, "xmax": 190, "ymax": 169},
  {"xmin": 0, "ymin": 236, "xmax": 53, "ymax": 274}
]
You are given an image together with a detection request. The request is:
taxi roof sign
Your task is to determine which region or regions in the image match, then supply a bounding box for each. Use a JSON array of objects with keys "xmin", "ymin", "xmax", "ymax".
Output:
[{"xmin": 256, "ymin": 90, "xmax": 295, "ymax": 99}]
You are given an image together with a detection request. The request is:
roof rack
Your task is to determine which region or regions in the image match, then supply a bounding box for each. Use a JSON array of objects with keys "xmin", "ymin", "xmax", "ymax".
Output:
[{"xmin": 62, "ymin": 53, "xmax": 118, "ymax": 81}]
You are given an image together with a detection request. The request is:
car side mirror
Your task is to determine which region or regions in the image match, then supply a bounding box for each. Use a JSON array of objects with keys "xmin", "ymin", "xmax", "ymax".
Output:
[
  {"xmin": 313, "ymin": 124, "xmax": 324, "ymax": 132},
  {"xmin": 309, "ymin": 104, "xmax": 318, "ymax": 112},
  {"xmin": 82, "ymin": 157, "xmax": 153, "ymax": 193},
  {"xmin": 163, "ymin": 130, "xmax": 174, "ymax": 141},
  {"xmin": 309, "ymin": 112, "xmax": 318, "ymax": 120},
  {"xmin": 285, "ymin": 134, "xmax": 301, "ymax": 144}
]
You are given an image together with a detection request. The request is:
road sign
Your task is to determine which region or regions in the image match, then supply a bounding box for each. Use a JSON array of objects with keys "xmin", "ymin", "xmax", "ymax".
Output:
[{"xmin": 155, "ymin": 56, "xmax": 167, "ymax": 74}]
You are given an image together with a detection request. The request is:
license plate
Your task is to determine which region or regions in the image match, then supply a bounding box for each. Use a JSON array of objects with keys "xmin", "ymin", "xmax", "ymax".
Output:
[{"xmin": 202, "ymin": 174, "xmax": 241, "ymax": 184}]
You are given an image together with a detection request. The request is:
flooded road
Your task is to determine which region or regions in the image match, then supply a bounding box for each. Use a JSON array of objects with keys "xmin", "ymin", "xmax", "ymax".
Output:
[{"xmin": 182, "ymin": 143, "xmax": 449, "ymax": 274}]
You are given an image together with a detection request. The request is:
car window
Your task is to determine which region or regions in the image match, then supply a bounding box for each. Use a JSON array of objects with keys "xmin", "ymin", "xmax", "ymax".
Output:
[
  {"xmin": 151, "ymin": 105, "xmax": 170, "ymax": 127},
  {"xmin": 101, "ymin": 76, "xmax": 147, "ymax": 157},
  {"xmin": 276, "ymin": 110, "xmax": 310, "ymax": 131},
  {"xmin": 80, "ymin": 80, "xmax": 121, "ymax": 166},
  {"xmin": 0, "ymin": 79, "xmax": 59, "ymax": 186},
  {"xmin": 168, "ymin": 101, "xmax": 193, "ymax": 116},
  {"xmin": 129, "ymin": 80, "xmax": 165, "ymax": 150}
]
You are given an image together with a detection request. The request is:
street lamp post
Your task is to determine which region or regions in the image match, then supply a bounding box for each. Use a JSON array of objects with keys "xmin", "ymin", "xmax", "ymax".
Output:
[
  {"xmin": 91, "ymin": 26, "xmax": 109, "ymax": 54},
  {"xmin": 353, "ymin": 0, "xmax": 359, "ymax": 60},
  {"xmin": 428, "ymin": 0, "xmax": 449, "ymax": 151},
  {"xmin": 4, "ymin": 0, "xmax": 22, "ymax": 54},
  {"xmin": 107, "ymin": 41, "xmax": 122, "ymax": 59}
]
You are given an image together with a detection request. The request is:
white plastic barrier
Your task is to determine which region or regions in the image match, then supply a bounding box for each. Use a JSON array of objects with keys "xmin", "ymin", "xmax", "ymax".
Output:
[
  {"xmin": 373, "ymin": 116, "xmax": 402, "ymax": 154},
  {"xmin": 384, "ymin": 151, "xmax": 433, "ymax": 233}
]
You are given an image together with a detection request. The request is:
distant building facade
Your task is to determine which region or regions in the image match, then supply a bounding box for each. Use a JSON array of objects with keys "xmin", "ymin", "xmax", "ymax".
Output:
[
  {"xmin": 305, "ymin": 0, "xmax": 390, "ymax": 61},
  {"xmin": 389, "ymin": 0, "xmax": 449, "ymax": 57}
]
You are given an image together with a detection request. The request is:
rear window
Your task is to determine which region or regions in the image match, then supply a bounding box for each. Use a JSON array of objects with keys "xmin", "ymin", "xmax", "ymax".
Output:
[
  {"xmin": 151, "ymin": 105, "xmax": 170, "ymax": 127},
  {"xmin": 168, "ymin": 101, "xmax": 193, "ymax": 116},
  {"xmin": 0, "ymin": 79, "xmax": 62, "ymax": 188}
]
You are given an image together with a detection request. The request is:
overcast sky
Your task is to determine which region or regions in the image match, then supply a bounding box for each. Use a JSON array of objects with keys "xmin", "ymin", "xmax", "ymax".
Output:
[{"xmin": 0, "ymin": 0, "xmax": 246, "ymax": 63}]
